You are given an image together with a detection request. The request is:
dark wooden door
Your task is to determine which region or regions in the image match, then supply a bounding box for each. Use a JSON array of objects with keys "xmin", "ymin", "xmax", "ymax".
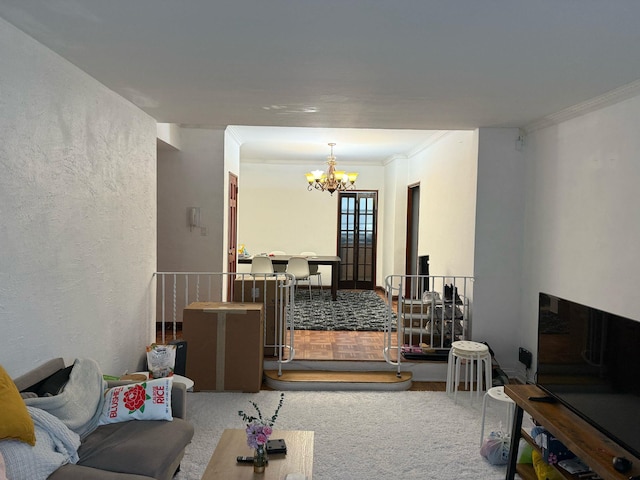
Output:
[
  {"xmin": 227, "ymin": 172, "xmax": 238, "ymax": 301},
  {"xmin": 337, "ymin": 191, "xmax": 377, "ymax": 290},
  {"xmin": 405, "ymin": 183, "xmax": 420, "ymax": 298}
]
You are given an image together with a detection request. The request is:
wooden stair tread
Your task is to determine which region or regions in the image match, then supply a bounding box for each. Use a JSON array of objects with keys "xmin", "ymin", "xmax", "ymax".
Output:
[{"xmin": 264, "ymin": 370, "xmax": 412, "ymax": 383}]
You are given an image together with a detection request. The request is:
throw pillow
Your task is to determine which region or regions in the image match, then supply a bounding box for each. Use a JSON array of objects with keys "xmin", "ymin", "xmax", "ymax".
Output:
[
  {"xmin": 98, "ymin": 377, "xmax": 173, "ymax": 425},
  {"xmin": 0, "ymin": 365, "xmax": 36, "ymax": 445}
]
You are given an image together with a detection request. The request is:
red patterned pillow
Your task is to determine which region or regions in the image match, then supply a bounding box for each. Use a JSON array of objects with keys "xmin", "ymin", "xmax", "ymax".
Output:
[{"xmin": 98, "ymin": 377, "xmax": 172, "ymax": 425}]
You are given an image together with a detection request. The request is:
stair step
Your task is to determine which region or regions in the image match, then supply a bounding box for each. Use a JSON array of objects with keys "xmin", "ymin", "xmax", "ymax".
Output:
[{"xmin": 264, "ymin": 370, "xmax": 412, "ymax": 391}]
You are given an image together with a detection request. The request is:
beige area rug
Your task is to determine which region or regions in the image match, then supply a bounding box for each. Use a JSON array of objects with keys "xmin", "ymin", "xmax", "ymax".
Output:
[{"xmin": 174, "ymin": 390, "xmax": 509, "ymax": 480}]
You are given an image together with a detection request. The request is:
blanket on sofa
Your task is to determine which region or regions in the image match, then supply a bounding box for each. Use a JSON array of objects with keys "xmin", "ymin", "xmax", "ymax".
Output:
[
  {"xmin": 0, "ymin": 406, "xmax": 81, "ymax": 480},
  {"xmin": 24, "ymin": 358, "xmax": 106, "ymax": 439}
]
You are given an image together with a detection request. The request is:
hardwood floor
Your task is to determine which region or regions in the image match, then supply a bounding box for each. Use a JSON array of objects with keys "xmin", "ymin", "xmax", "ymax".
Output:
[
  {"xmin": 155, "ymin": 288, "xmax": 399, "ymax": 362},
  {"xmin": 154, "ymin": 289, "xmax": 446, "ymax": 390},
  {"xmin": 156, "ymin": 328, "xmax": 443, "ymax": 392},
  {"xmin": 283, "ymin": 330, "xmax": 396, "ymax": 361},
  {"xmin": 156, "ymin": 327, "xmax": 397, "ymax": 362}
]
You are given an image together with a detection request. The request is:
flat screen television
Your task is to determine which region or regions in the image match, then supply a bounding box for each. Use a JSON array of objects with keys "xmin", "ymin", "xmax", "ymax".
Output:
[{"xmin": 537, "ymin": 292, "xmax": 640, "ymax": 459}]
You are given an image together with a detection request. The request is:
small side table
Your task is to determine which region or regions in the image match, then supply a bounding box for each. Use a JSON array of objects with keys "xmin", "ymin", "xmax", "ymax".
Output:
[{"xmin": 172, "ymin": 374, "xmax": 194, "ymax": 392}]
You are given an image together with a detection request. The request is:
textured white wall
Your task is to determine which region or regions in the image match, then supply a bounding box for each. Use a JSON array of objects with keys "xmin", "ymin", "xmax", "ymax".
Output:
[
  {"xmin": 473, "ymin": 128, "xmax": 525, "ymax": 373},
  {"xmin": 381, "ymin": 132, "xmax": 478, "ymax": 294},
  {"xmin": 157, "ymin": 128, "xmax": 225, "ymax": 273},
  {"xmin": 381, "ymin": 158, "xmax": 408, "ymax": 285},
  {"xmin": 0, "ymin": 18, "xmax": 157, "ymax": 378},
  {"xmin": 156, "ymin": 128, "xmax": 225, "ymax": 325},
  {"xmin": 407, "ymin": 131, "xmax": 478, "ymax": 277},
  {"xmin": 519, "ymin": 94, "xmax": 640, "ymax": 381}
]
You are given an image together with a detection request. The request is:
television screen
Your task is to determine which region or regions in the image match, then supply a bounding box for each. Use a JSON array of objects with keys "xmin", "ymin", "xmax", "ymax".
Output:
[{"xmin": 537, "ymin": 292, "xmax": 640, "ymax": 459}]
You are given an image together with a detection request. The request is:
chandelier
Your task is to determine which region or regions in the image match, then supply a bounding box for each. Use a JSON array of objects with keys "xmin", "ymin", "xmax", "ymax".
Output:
[{"xmin": 305, "ymin": 143, "xmax": 358, "ymax": 195}]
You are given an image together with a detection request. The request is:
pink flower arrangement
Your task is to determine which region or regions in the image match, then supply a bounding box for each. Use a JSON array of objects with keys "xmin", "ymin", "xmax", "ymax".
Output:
[
  {"xmin": 238, "ymin": 393, "xmax": 285, "ymax": 449},
  {"xmin": 245, "ymin": 422, "xmax": 273, "ymax": 448}
]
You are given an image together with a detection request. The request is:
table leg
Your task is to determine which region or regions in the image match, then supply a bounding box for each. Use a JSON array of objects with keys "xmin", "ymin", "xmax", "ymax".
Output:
[
  {"xmin": 505, "ymin": 404, "xmax": 524, "ymax": 480},
  {"xmin": 331, "ymin": 261, "xmax": 339, "ymax": 301}
]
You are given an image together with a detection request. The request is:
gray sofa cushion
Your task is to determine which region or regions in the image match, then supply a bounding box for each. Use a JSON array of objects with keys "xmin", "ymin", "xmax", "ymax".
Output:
[
  {"xmin": 48, "ymin": 464, "xmax": 153, "ymax": 479},
  {"xmin": 76, "ymin": 418, "xmax": 194, "ymax": 479}
]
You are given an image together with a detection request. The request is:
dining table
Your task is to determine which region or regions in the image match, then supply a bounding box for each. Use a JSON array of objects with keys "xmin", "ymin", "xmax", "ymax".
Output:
[{"xmin": 238, "ymin": 254, "xmax": 341, "ymax": 300}]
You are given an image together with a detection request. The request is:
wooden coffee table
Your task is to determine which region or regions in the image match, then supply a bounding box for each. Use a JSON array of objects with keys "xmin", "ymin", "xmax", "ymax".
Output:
[{"xmin": 201, "ymin": 429, "xmax": 314, "ymax": 479}]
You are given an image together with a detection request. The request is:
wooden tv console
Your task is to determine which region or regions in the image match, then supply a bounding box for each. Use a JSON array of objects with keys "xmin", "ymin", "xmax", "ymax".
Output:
[{"xmin": 504, "ymin": 384, "xmax": 640, "ymax": 480}]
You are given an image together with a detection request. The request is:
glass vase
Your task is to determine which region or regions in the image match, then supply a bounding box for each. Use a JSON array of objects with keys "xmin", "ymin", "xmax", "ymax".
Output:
[{"xmin": 253, "ymin": 444, "xmax": 267, "ymax": 473}]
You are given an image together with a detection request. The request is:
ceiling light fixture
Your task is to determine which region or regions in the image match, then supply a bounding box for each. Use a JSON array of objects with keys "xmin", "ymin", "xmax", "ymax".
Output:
[{"xmin": 305, "ymin": 143, "xmax": 358, "ymax": 195}]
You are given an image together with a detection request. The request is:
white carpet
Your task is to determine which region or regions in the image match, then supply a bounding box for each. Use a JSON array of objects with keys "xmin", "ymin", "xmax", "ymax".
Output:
[{"xmin": 174, "ymin": 390, "xmax": 510, "ymax": 480}]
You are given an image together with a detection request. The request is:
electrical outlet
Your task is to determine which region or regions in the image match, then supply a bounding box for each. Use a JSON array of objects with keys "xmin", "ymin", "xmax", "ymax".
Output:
[{"xmin": 519, "ymin": 347, "xmax": 532, "ymax": 369}]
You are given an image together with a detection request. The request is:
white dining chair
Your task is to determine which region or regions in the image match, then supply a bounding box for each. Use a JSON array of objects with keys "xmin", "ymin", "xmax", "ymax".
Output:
[
  {"xmin": 300, "ymin": 251, "xmax": 322, "ymax": 292},
  {"xmin": 286, "ymin": 256, "xmax": 312, "ymax": 299},
  {"xmin": 269, "ymin": 250, "xmax": 287, "ymax": 273},
  {"xmin": 250, "ymin": 255, "xmax": 274, "ymax": 274}
]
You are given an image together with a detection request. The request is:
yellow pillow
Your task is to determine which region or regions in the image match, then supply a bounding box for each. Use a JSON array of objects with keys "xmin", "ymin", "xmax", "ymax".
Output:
[{"xmin": 0, "ymin": 365, "xmax": 36, "ymax": 445}]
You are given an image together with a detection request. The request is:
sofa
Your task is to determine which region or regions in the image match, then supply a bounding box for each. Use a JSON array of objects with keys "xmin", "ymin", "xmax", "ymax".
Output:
[{"xmin": 8, "ymin": 358, "xmax": 194, "ymax": 480}]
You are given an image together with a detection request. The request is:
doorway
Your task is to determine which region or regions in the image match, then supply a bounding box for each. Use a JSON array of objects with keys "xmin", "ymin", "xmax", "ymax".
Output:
[
  {"xmin": 226, "ymin": 172, "xmax": 238, "ymax": 301},
  {"xmin": 337, "ymin": 191, "xmax": 378, "ymax": 290},
  {"xmin": 405, "ymin": 183, "xmax": 420, "ymax": 298}
]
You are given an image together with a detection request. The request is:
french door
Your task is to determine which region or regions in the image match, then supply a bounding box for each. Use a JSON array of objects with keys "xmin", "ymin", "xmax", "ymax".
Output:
[{"xmin": 337, "ymin": 191, "xmax": 378, "ymax": 290}]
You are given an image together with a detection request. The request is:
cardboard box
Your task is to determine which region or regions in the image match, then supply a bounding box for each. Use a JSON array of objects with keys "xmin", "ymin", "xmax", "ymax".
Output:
[
  {"xmin": 233, "ymin": 278, "xmax": 289, "ymax": 356},
  {"xmin": 183, "ymin": 302, "xmax": 264, "ymax": 392}
]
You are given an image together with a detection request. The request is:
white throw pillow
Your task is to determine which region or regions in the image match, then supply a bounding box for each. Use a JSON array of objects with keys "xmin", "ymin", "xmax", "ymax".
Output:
[{"xmin": 99, "ymin": 377, "xmax": 173, "ymax": 425}]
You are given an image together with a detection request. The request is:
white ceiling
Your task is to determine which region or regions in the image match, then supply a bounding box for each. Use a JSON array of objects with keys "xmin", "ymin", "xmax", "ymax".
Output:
[{"xmin": 3, "ymin": 1, "xmax": 640, "ymax": 164}]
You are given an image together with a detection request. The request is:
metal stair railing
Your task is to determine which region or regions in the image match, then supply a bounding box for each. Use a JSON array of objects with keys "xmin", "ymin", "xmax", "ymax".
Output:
[
  {"xmin": 384, "ymin": 274, "xmax": 474, "ymax": 377},
  {"xmin": 153, "ymin": 271, "xmax": 296, "ymax": 376}
]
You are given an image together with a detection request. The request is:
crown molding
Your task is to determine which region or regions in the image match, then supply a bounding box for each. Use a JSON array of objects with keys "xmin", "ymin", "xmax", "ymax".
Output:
[
  {"xmin": 407, "ymin": 130, "xmax": 454, "ymax": 157},
  {"xmin": 382, "ymin": 130, "xmax": 455, "ymax": 166},
  {"xmin": 382, "ymin": 154, "xmax": 406, "ymax": 166},
  {"xmin": 225, "ymin": 125, "xmax": 244, "ymax": 146},
  {"xmin": 241, "ymin": 157, "xmax": 313, "ymax": 166},
  {"xmin": 242, "ymin": 157, "xmax": 385, "ymax": 167},
  {"xmin": 524, "ymin": 79, "xmax": 640, "ymax": 133}
]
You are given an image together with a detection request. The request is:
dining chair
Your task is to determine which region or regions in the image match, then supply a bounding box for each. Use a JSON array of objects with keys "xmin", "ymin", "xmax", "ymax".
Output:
[
  {"xmin": 250, "ymin": 255, "xmax": 274, "ymax": 274},
  {"xmin": 269, "ymin": 250, "xmax": 287, "ymax": 273},
  {"xmin": 286, "ymin": 256, "xmax": 312, "ymax": 299},
  {"xmin": 300, "ymin": 251, "xmax": 322, "ymax": 292}
]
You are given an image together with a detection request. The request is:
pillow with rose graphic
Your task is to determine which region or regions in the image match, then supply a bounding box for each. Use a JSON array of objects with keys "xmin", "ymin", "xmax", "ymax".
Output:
[{"xmin": 98, "ymin": 377, "xmax": 173, "ymax": 425}]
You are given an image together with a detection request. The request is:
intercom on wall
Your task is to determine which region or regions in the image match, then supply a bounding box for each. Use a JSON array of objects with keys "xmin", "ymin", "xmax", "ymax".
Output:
[{"xmin": 188, "ymin": 207, "xmax": 200, "ymax": 230}]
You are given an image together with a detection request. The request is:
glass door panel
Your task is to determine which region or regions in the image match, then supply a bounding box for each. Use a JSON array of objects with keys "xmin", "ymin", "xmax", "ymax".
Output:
[{"xmin": 338, "ymin": 191, "xmax": 377, "ymax": 290}]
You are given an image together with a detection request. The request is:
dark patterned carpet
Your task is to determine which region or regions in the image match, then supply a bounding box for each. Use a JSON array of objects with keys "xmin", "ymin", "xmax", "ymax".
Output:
[{"xmin": 292, "ymin": 290, "xmax": 397, "ymax": 331}]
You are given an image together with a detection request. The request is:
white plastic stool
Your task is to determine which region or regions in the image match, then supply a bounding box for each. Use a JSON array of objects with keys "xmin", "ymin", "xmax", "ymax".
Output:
[
  {"xmin": 480, "ymin": 386, "xmax": 515, "ymax": 446},
  {"xmin": 446, "ymin": 340, "xmax": 492, "ymax": 403}
]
